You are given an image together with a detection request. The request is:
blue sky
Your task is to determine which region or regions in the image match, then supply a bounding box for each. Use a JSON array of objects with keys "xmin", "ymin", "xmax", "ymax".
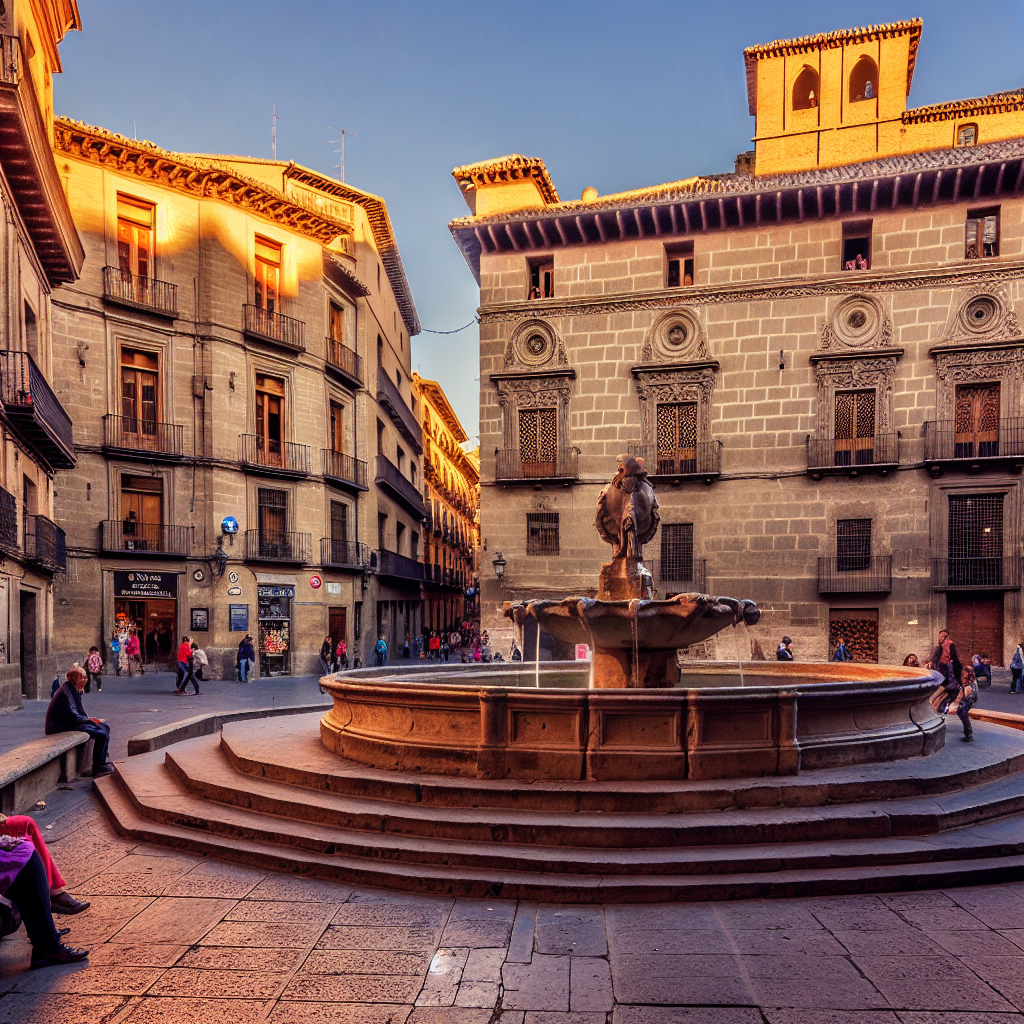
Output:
[{"xmin": 55, "ymin": 0, "xmax": 1024, "ymax": 437}]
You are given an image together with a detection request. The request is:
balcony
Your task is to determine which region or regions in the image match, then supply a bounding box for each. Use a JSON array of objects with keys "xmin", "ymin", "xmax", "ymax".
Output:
[
  {"xmin": 321, "ymin": 449, "xmax": 368, "ymax": 492},
  {"xmin": 239, "ymin": 434, "xmax": 311, "ymax": 478},
  {"xmin": 376, "ymin": 370, "xmax": 422, "ymax": 454},
  {"xmin": 807, "ymin": 432, "xmax": 900, "ymax": 479},
  {"xmin": 103, "ymin": 414, "xmax": 184, "ymax": 461},
  {"xmin": 376, "ymin": 549, "xmax": 424, "ymax": 584},
  {"xmin": 101, "ymin": 521, "xmax": 192, "ymax": 558},
  {"xmin": 818, "ymin": 556, "xmax": 893, "ymax": 594},
  {"xmin": 923, "ymin": 419, "xmax": 1024, "ymax": 476},
  {"xmin": 0, "ymin": 35, "xmax": 83, "ymax": 285},
  {"xmin": 0, "ymin": 487, "xmax": 16, "ymax": 557},
  {"xmin": 932, "ymin": 557, "xmax": 1022, "ymax": 592},
  {"xmin": 649, "ymin": 558, "xmax": 706, "ymax": 596},
  {"xmin": 495, "ymin": 447, "xmax": 579, "ymax": 483},
  {"xmin": 627, "ymin": 442, "xmax": 721, "ymax": 484},
  {"xmin": 375, "ymin": 455, "xmax": 427, "ymax": 518},
  {"xmin": 24, "ymin": 515, "xmax": 66, "ymax": 573},
  {"xmin": 102, "ymin": 267, "xmax": 178, "ymax": 318},
  {"xmin": 326, "ymin": 337, "xmax": 363, "ymax": 390},
  {"xmin": 320, "ymin": 538, "xmax": 368, "ymax": 570},
  {"xmin": 0, "ymin": 351, "xmax": 75, "ymax": 470},
  {"xmin": 243, "ymin": 303, "xmax": 306, "ymax": 353},
  {"xmin": 244, "ymin": 529, "xmax": 311, "ymax": 564}
]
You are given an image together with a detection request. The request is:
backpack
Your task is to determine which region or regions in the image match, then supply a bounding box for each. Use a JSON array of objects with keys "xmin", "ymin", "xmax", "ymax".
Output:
[
  {"xmin": 375, "ymin": 639, "xmax": 387, "ymax": 655},
  {"xmin": 110, "ymin": 638, "xmax": 120, "ymax": 654},
  {"xmin": 86, "ymin": 652, "xmax": 102, "ymax": 673},
  {"xmin": 1012, "ymin": 646, "xmax": 1024, "ymax": 671}
]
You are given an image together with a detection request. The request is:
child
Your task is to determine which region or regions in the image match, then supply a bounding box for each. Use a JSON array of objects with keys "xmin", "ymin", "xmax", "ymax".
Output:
[
  {"xmin": 85, "ymin": 646, "xmax": 103, "ymax": 693},
  {"xmin": 954, "ymin": 666, "xmax": 979, "ymax": 742}
]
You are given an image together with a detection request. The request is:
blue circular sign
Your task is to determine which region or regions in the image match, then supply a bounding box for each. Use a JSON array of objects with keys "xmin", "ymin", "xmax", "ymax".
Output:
[{"xmin": 221, "ymin": 516, "xmax": 239, "ymax": 535}]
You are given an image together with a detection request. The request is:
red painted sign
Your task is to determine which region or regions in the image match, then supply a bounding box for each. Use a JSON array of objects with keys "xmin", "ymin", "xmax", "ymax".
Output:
[{"xmin": 309, "ymin": 575, "xmax": 323, "ymax": 590}]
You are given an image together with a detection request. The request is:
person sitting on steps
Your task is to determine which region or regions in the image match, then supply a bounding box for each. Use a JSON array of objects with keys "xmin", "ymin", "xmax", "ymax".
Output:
[{"xmin": 0, "ymin": 813, "xmax": 90, "ymax": 915}]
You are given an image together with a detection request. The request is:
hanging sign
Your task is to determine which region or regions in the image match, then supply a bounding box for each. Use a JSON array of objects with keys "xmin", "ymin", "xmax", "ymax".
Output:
[{"xmin": 113, "ymin": 571, "xmax": 178, "ymax": 600}]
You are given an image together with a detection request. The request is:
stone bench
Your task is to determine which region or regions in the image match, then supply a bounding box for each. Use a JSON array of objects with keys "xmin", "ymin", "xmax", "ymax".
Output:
[{"xmin": 0, "ymin": 733, "xmax": 94, "ymax": 814}]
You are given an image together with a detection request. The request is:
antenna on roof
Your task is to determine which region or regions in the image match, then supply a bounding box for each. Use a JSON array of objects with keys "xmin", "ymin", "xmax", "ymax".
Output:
[
  {"xmin": 262, "ymin": 104, "xmax": 279, "ymax": 160},
  {"xmin": 328, "ymin": 126, "xmax": 359, "ymax": 183}
]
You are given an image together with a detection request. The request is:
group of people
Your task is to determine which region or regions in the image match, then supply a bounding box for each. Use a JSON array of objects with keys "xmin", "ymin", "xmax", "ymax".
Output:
[
  {"xmin": 174, "ymin": 636, "xmax": 209, "ymax": 695},
  {"xmin": 363, "ymin": 624, "xmax": 490, "ymax": 668},
  {"xmin": 318, "ymin": 635, "xmax": 349, "ymax": 676}
]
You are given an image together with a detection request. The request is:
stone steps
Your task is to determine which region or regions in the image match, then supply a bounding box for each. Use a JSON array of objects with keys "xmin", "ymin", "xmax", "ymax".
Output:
[
  {"xmin": 93, "ymin": 765, "xmax": 1024, "ymax": 903},
  {"xmin": 160, "ymin": 732, "xmax": 1024, "ymax": 849}
]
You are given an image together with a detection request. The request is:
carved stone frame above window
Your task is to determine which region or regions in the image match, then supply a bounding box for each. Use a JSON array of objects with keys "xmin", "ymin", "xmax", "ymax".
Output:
[
  {"xmin": 931, "ymin": 343, "xmax": 1024, "ymax": 421},
  {"xmin": 490, "ymin": 368, "xmax": 576, "ymax": 452},
  {"xmin": 631, "ymin": 361, "xmax": 719, "ymax": 446},
  {"xmin": 641, "ymin": 307, "xmax": 708, "ymax": 363},
  {"xmin": 809, "ymin": 350, "xmax": 903, "ymax": 439}
]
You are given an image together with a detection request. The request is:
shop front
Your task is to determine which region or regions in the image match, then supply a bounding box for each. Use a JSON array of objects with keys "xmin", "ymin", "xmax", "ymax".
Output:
[
  {"xmin": 113, "ymin": 570, "xmax": 178, "ymax": 669},
  {"xmin": 258, "ymin": 584, "xmax": 293, "ymax": 676}
]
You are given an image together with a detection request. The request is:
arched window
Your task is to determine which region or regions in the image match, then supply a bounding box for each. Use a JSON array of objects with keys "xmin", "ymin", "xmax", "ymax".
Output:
[
  {"xmin": 792, "ymin": 66, "xmax": 819, "ymax": 110},
  {"xmin": 849, "ymin": 56, "xmax": 878, "ymax": 103},
  {"xmin": 956, "ymin": 123, "xmax": 979, "ymax": 147}
]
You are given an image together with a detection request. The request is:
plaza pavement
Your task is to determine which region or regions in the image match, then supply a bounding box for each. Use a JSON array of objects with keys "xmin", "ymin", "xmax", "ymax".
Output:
[{"xmin": 1, "ymin": 663, "xmax": 1023, "ymax": 1020}]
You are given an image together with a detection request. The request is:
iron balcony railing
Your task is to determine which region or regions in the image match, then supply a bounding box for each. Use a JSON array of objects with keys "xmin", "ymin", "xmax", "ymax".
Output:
[
  {"xmin": 375, "ymin": 455, "xmax": 427, "ymax": 518},
  {"xmin": 923, "ymin": 418, "xmax": 1024, "ymax": 464},
  {"xmin": 320, "ymin": 538, "xmax": 368, "ymax": 568},
  {"xmin": 103, "ymin": 414, "xmax": 184, "ymax": 458},
  {"xmin": 243, "ymin": 303, "xmax": 306, "ymax": 352},
  {"xmin": 376, "ymin": 549, "xmax": 424, "ymax": 582},
  {"xmin": 0, "ymin": 486, "xmax": 16, "ymax": 556},
  {"xmin": 495, "ymin": 447, "xmax": 580, "ymax": 482},
  {"xmin": 376, "ymin": 369, "xmax": 421, "ymax": 453},
  {"xmin": 326, "ymin": 337, "xmax": 363, "ymax": 387},
  {"xmin": 0, "ymin": 34, "xmax": 20, "ymax": 86},
  {"xmin": 0, "ymin": 351, "xmax": 75, "ymax": 470},
  {"xmin": 101, "ymin": 520, "xmax": 192, "ymax": 557},
  {"xmin": 244, "ymin": 529, "xmax": 311, "ymax": 564},
  {"xmin": 818, "ymin": 555, "xmax": 893, "ymax": 594},
  {"xmin": 102, "ymin": 266, "xmax": 178, "ymax": 317},
  {"xmin": 932, "ymin": 557, "xmax": 1022, "ymax": 591},
  {"xmin": 627, "ymin": 441, "xmax": 722, "ymax": 479},
  {"xmin": 648, "ymin": 557, "xmax": 707, "ymax": 594},
  {"xmin": 807, "ymin": 432, "xmax": 900, "ymax": 472},
  {"xmin": 239, "ymin": 434, "xmax": 311, "ymax": 476},
  {"xmin": 24, "ymin": 514, "xmax": 66, "ymax": 572},
  {"xmin": 321, "ymin": 449, "xmax": 367, "ymax": 489}
]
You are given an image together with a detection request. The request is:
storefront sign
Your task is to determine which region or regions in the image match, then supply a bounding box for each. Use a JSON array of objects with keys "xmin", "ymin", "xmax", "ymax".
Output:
[
  {"xmin": 229, "ymin": 604, "xmax": 249, "ymax": 631},
  {"xmin": 258, "ymin": 586, "xmax": 295, "ymax": 598},
  {"xmin": 113, "ymin": 571, "xmax": 178, "ymax": 600},
  {"xmin": 191, "ymin": 608, "xmax": 209, "ymax": 632},
  {"xmin": 309, "ymin": 575, "xmax": 322, "ymax": 590}
]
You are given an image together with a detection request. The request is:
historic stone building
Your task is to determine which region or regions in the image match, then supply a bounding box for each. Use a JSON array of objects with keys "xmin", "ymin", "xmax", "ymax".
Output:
[
  {"xmin": 50, "ymin": 122, "xmax": 423, "ymax": 677},
  {"xmin": 412, "ymin": 372, "xmax": 479, "ymax": 631},
  {"xmin": 451, "ymin": 20, "xmax": 1024, "ymax": 665},
  {"xmin": 0, "ymin": 0, "xmax": 82, "ymax": 707}
]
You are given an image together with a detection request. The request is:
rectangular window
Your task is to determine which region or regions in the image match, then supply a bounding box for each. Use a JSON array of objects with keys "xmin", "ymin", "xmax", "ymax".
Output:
[
  {"xmin": 117, "ymin": 194, "xmax": 154, "ymax": 280},
  {"xmin": 527, "ymin": 258, "xmax": 554, "ymax": 300},
  {"xmin": 834, "ymin": 390, "xmax": 875, "ymax": 466},
  {"xmin": 255, "ymin": 236, "xmax": 281, "ymax": 311},
  {"xmin": 330, "ymin": 500, "xmax": 348, "ymax": 547},
  {"xmin": 526, "ymin": 512, "xmax": 559, "ymax": 556},
  {"xmin": 948, "ymin": 494, "xmax": 1004, "ymax": 587},
  {"xmin": 666, "ymin": 241, "xmax": 694, "ymax": 287},
  {"xmin": 965, "ymin": 208, "xmax": 999, "ymax": 259},
  {"xmin": 954, "ymin": 382, "xmax": 1000, "ymax": 458},
  {"xmin": 836, "ymin": 518, "xmax": 871, "ymax": 573},
  {"xmin": 257, "ymin": 488, "xmax": 287, "ymax": 556},
  {"xmin": 518, "ymin": 407, "xmax": 557, "ymax": 475},
  {"xmin": 329, "ymin": 302, "xmax": 346, "ymax": 341},
  {"xmin": 656, "ymin": 402, "xmax": 697, "ymax": 474},
  {"xmin": 330, "ymin": 401, "xmax": 345, "ymax": 454},
  {"xmin": 121, "ymin": 474, "xmax": 163, "ymax": 551},
  {"xmin": 22, "ymin": 302, "xmax": 37, "ymax": 362},
  {"xmin": 842, "ymin": 220, "xmax": 871, "ymax": 270},
  {"xmin": 377, "ymin": 512, "xmax": 388, "ymax": 550},
  {"xmin": 660, "ymin": 523, "xmax": 694, "ymax": 583},
  {"xmin": 396, "ymin": 521, "xmax": 406, "ymax": 556},
  {"xmin": 121, "ymin": 348, "xmax": 160, "ymax": 441},
  {"xmin": 255, "ymin": 374, "xmax": 285, "ymax": 466}
]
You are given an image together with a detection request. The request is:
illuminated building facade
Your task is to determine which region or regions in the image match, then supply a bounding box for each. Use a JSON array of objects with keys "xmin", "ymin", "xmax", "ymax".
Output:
[
  {"xmin": 412, "ymin": 373, "xmax": 479, "ymax": 631},
  {"xmin": 51, "ymin": 124, "xmax": 423, "ymax": 676},
  {"xmin": 0, "ymin": 0, "xmax": 82, "ymax": 707}
]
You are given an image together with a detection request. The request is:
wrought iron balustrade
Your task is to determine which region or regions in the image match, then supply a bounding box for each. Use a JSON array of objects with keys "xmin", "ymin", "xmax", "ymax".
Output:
[
  {"xmin": 239, "ymin": 434, "xmax": 311, "ymax": 476},
  {"xmin": 932, "ymin": 557, "xmax": 1022, "ymax": 591},
  {"xmin": 627, "ymin": 441, "xmax": 722, "ymax": 479},
  {"xmin": 494, "ymin": 447, "xmax": 579, "ymax": 482},
  {"xmin": 0, "ymin": 351, "xmax": 75, "ymax": 470},
  {"xmin": 806, "ymin": 432, "xmax": 899, "ymax": 473},
  {"xmin": 103, "ymin": 414, "xmax": 184, "ymax": 458},
  {"xmin": 326, "ymin": 337, "xmax": 363, "ymax": 387},
  {"xmin": 244, "ymin": 529, "xmax": 311, "ymax": 564},
  {"xmin": 647, "ymin": 557, "xmax": 706, "ymax": 595},
  {"xmin": 376, "ymin": 549, "xmax": 424, "ymax": 582},
  {"xmin": 818, "ymin": 556, "xmax": 893, "ymax": 594},
  {"xmin": 923, "ymin": 418, "xmax": 1024, "ymax": 464},
  {"xmin": 321, "ymin": 449, "xmax": 367, "ymax": 489},
  {"xmin": 102, "ymin": 266, "xmax": 178, "ymax": 316},
  {"xmin": 101, "ymin": 520, "xmax": 192, "ymax": 556},
  {"xmin": 320, "ymin": 538, "xmax": 368, "ymax": 568},
  {"xmin": 24, "ymin": 514, "xmax": 65, "ymax": 572},
  {"xmin": 243, "ymin": 303, "xmax": 306, "ymax": 351}
]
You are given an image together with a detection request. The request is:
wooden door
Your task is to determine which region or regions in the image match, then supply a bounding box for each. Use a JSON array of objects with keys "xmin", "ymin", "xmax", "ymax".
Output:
[
  {"xmin": 947, "ymin": 595, "xmax": 1004, "ymax": 667},
  {"xmin": 954, "ymin": 383, "xmax": 1000, "ymax": 459},
  {"xmin": 519, "ymin": 407, "xmax": 557, "ymax": 477},
  {"xmin": 834, "ymin": 390, "xmax": 875, "ymax": 466},
  {"xmin": 329, "ymin": 607, "xmax": 347, "ymax": 652},
  {"xmin": 657, "ymin": 402, "xmax": 697, "ymax": 474}
]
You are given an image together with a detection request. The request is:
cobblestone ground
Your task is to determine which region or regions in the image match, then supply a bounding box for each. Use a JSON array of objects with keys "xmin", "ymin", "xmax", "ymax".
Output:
[{"xmin": 1, "ymin": 797, "xmax": 1023, "ymax": 1022}]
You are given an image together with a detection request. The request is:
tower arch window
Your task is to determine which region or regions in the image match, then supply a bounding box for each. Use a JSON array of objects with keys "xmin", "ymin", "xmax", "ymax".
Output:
[
  {"xmin": 792, "ymin": 66, "xmax": 819, "ymax": 110},
  {"xmin": 849, "ymin": 56, "xmax": 878, "ymax": 103}
]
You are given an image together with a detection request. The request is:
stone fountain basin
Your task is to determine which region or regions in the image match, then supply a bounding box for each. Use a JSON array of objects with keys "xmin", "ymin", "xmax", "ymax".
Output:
[{"xmin": 320, "ymin": 661, "xmax": 945, "ymax": 782}]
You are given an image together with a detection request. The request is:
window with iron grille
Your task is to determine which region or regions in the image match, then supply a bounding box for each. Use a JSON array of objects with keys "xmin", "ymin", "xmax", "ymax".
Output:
[
  {"xmin": 526, "ymin": 512, "xmax": 559, "ymax": 556},
  {"xmin": 660, "ymin": 523, "xmax": 694, "ymax": 581},
  {"xmin": 834, "ymin": 390, "xmax": 875, "ymax": 466},
  {"xmin": 837, "ymin": 519, "xmax": 871, "ymax": 572},
  {"xmin": 656, "ymin": 402, "xmax": 697, "ymax": 474},
  {"xmin": 949, "ymin": 495, "xmax": 1003, "ymax": 560},
  {"xmin": 257, "ymin": 488, "xmax": 287, "ymax": 538}
]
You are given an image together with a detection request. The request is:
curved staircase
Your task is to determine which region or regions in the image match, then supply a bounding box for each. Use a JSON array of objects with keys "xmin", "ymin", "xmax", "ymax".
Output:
[{"xmin": 94, "ymin": 712, "xmax": 1024, "ymax": 902}]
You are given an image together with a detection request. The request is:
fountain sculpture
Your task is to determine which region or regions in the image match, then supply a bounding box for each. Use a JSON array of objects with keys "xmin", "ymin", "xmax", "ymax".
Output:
[{"xmin": 505, "ymin": 454, "xmax": 760, "ymax": 688}]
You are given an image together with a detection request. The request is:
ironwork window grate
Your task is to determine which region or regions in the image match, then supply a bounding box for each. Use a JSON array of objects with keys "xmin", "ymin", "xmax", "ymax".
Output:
[
  {"xmin": 837, "ymin": 518, "xmax": 872, "ymax": 572},
  {"xmin": 526, "ymin": 512, "xmax": 559, "ymax": 556},
  {"xmin": 660, "ymin": 523, "xmax": 694, "ymax": 581}
]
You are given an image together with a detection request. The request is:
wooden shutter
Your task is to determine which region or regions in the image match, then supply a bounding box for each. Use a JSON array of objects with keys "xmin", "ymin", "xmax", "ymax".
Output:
[
  {"xmin": 834, "ymin": 390, "xmax": 875, "ymax": 466},
  {"xmin": 954, "ymin": 383, "xmax": 1000, "ymax": 459},
  {"xmin": 656, "ymin": 403, "xmax": 697, "ymax": 474},
  {"xmin": 519, "ymin": 408, "xmax": 557, "ymax": 476}
]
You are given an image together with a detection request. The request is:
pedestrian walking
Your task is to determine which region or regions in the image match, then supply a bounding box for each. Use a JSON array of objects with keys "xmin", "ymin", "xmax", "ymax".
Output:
[
  {"xmin": 402, "ymin": 634, "xmax": 411, "ymax": 659},
  {"xmin": 429, "ymin": 632, "xmax": 441, "ymax": 661},
  {"xmin": 109, "ymin": 633, "xmax": 121, "ymax": 677},
  {"xmin": 174, "ymin": 636, "xmax": 191, "ymax": 692},
  {"xmin": 1011, "ymin": 639, "xmax": 1023, "ymax": 694},
  {"xmin": 953, "ymin": 666, "xmax": 979, "ymax": 742},
  {"xmin": 190, "ymin": 642, "xmax": 209, "ymax": 682},
  {"xmin": 776, "ymin": 636, "xmax": 794, "ymax": 661},
  {"xmin": 832, "ymin": 637, "xmax": 853, "ymax": 662},
  {"xmin": 125, "ymin": 631, "xmax": 141, "ymax": 676},
  {"xmin": 318, "ymin": 636, "xmax": 333, "ymax": 677},
  {"xmin": 85, "ymin": 647, "xmax": 103, "ymax": 692},
  {"xmin": 374, "ymin": 636, "xmax": 388, "ymax": 667},
  {"xmin": 335, "ymin": 638, "xmax": 348, "ymax": 671},
  {"xmin": 237, "ymin": 635, "xmax": 255, "ymax": 681},
  {"xmin": 929, "ymin": 629, "xmax": 963, "ymax": 691}
]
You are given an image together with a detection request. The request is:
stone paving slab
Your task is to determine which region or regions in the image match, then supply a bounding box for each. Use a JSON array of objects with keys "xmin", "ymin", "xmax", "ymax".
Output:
[{"xmin": 3, "ymin": 796, "xmax": 1024, "ymax": 1022}]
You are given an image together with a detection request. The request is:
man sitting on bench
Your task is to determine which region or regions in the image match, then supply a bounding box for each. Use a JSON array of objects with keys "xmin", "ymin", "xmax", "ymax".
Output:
[{"xmin": 44, "ymin": 666, "xmax": 114, "ymax": 778}]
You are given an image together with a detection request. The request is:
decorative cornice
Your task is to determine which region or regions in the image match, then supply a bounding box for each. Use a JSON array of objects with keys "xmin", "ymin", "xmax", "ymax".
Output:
[
  {"xmin": 490, "ymin": 367, "xmax": 577, "ymax": 383},
  {"xmin": 478, "ymin": 260, "xmax": 1024, "ymax": 325},
  {"xmin": 902, "ymin": 89, "xmax": 1024, "ymax": 126},
  {"xmin": 809, "ymin": 347, "xmax": 903, "ymax": 364},
  {"xmin": 631, "ymin": 360, "xmax": 719, "ymax": 376},
  {"xmin": 452, "ymin": 155, "xmax": 559, "ymax": 205},
  {"xmin": 323, "ymin": 252, "xmax": 370, "ymax": 298},
  {"xmin": 929, "ymin": 336, "xmax": 1024, "ymax": 356}
]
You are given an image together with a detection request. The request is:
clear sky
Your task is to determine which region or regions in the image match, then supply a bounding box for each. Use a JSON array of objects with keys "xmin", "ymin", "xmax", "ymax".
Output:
[{"xmin": 55, "ymin": 0, "xmax": 1024, "ymax": 438}]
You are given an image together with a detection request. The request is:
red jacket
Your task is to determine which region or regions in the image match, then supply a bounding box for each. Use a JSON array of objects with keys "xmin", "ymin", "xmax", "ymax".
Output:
[{"xmin": 177, "ymin": 641, "xmax": 192, "ymax": 663}]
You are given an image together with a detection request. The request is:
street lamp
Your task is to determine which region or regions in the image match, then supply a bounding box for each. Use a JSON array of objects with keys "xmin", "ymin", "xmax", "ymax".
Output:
[{"xmin": 491, "ymin": 551, "xmax": 506, "ymax": 582}]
